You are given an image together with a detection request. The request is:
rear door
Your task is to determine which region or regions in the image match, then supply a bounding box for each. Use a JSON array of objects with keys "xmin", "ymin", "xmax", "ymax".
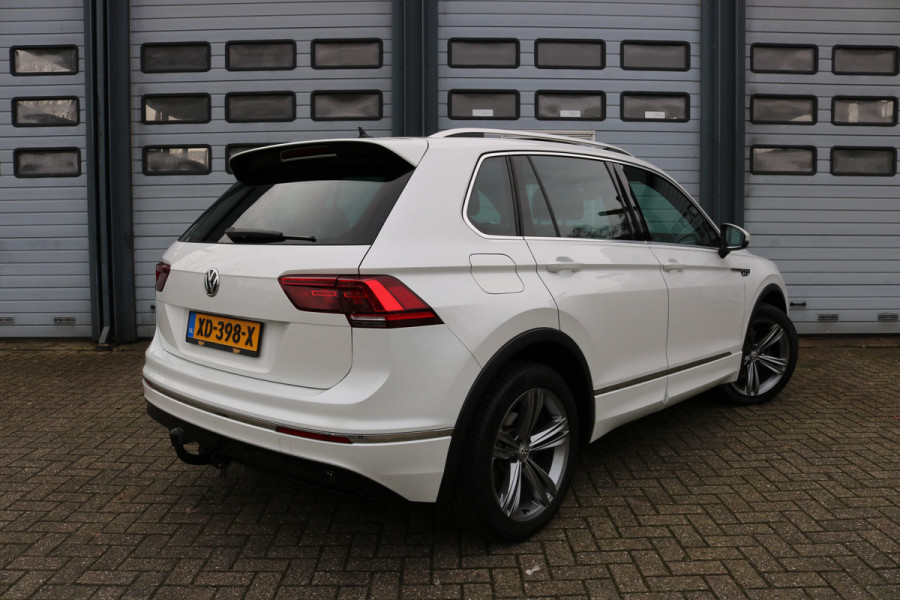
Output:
[
  {"xmin": 517, "ymin": 154, "xmax": 670, "ymax": 438},
  {"xmin": 618, "ymin": 164, "xmax": 746, "ymax": 402},
  {"xmin": 155, "ymin": 140, "xmax": 421, "ymax": 389}
]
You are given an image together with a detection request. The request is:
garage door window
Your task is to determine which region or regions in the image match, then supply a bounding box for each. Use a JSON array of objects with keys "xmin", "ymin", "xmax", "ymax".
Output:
[
  {"xmin": 621, "ymin": 93, "xmax": 689, "ymax": 122},
  {"xmin": 833, "ymin": 46, "xmax": 898, "ymax": 75},
  {"xmin": 142, "ymin": 94, "xmax": 211, "ymax": 124},
  {"xmin": 11, "ymin": 46, "xmax": 78, "ymax": 75},
  {"xmin": 831, "ymin": 147, "xmax": 896, "ymax": 176},
  {"xmin": 535, "ymin": 91, "xmax": 605, "ymax": 120},
  {"xmin": 750, "ymin": 95, "xmax": 816, "ymax": 124},
  {"xmin": 14, "ymin": 148, "xmax": 81, "ymax": 177},
  {"xmin": 750, "ymin": 44, "xmax": 817, "ymax": 74},
  {"xmin": 227, "ymin": 41, "xmax": 296, "ymax": 71},
  {"xmin": 832, "ymin": 97, "xmax": 897, "ymax": 126},
  {"xmin": 312, "ymin": 39, "xmax": 382, "ymax": 69},
  {"xmin": 621, "ymin": 41, "xmax": 690, "ymax": 71},
  {"xmin": 535, "ymin": 40, "xmax": 604, "ymax": 69},
  {"xmin": 12, "ymin": 97, "xmax": 79, "ymax": 127},
  {"xmin": 141, "ymin": 43, "xmax": 210, "ymax": 73},
  {"xmin": 750, "ymin": 146, "xmax": 817, "ymax": 175}
]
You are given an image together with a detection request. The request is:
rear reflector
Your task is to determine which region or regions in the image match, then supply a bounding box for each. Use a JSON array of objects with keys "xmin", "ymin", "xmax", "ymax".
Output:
[
  {"xmin": 155, "ymin": 262, "xmax": 171, "ymax": 292},
  {"xmin": 278, "ymin": 275, "xmax": 442, "ymax": 328},
  {"xmin": 275, "ymin": 425, "xmax": 352, "ymax": 444}
]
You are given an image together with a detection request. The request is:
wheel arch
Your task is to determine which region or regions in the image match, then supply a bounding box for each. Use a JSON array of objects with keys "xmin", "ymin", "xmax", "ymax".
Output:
[
  {"xmin": 437, "ymin": 328, "xmax": 593, "ymax": 502},
  {"xmin": 753, "ymin": 283, "xmax": 788, "ymax": 315}
]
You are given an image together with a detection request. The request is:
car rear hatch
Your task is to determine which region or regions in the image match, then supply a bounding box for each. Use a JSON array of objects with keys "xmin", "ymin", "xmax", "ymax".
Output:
[{"xmin": 153, "ymin": 139, "xmax": 428, "ymax": 389}]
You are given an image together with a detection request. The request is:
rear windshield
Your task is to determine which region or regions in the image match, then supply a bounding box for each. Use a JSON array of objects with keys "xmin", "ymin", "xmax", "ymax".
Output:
[{"xmin": 180, "ymin": 144, "xmax": 414, "ymax": 245}]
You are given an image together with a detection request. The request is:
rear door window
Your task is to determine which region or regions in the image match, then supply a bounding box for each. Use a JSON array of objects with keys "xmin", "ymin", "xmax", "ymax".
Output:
[
  {"xmin": 180, "ymin": 143, "xmax": 414, "ymax": 245},
  {"xmin": 515, "ymin": 155, "xmax": 635, "ymax": 240}
]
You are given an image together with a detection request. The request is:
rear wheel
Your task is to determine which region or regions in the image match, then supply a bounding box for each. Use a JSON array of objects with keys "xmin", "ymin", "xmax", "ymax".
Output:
[
  {"xmin": 452, "ymin": 362, "xmax": 579, "ymax": 541},
  {"xmin": 721, "ymin": 305, "xmax": 798, "ymax": 405}
]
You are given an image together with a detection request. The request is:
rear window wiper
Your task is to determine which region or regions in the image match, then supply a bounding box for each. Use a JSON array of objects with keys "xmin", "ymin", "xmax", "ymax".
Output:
[{"xmin": 224, "ymin": 228, "xmax": 317, "ymax": 244}]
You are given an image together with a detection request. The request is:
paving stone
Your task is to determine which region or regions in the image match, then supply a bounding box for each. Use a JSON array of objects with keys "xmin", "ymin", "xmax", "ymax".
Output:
[{"xmin": 0, "ymin": 341, "xmax": 898, "ymax": 598}]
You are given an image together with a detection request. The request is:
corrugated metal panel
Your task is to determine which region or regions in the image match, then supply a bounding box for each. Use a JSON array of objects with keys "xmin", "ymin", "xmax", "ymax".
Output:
[
  {"xmin": 437, "ymin": 0, "xmax": 702, "ymax": 194},
  {"xmin": 745, "ymin": 0, "xmax": 900, "ymax": 334},
  {"xmin": 130, "ymin": 0, "xmax": 394, "ymax": 337},
  {"xmin": 0, "ymin": 0, "xmax": 91, "ymax": 337}
]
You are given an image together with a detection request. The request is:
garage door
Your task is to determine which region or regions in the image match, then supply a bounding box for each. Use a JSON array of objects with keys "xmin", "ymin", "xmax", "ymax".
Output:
[
  {"xmin": 0, "ymin": 0, "xmax": 91, "ymax": 337},
  {"xmin": 745, "ymin": 0, "xmax": 900, "ymax": 334},
  {"xmin": 437, "ymin": 0, "xmax": 702, "ymax": 195},
  {"xmin": 130, "ymin": 0, "xmax": 394, "ymax": 337}
]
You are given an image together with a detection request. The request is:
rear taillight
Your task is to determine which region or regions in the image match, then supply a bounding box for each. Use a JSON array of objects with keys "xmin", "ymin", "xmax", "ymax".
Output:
[
  {"xmin": 155, "ymin": 262, "xmax": 171, "ymax": 292},
  {"xmin": 278, "ymin": 275, "xmax": 442, "ymax": 328}
]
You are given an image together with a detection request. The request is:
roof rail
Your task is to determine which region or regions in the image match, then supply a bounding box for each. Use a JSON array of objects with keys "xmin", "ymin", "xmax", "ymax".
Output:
[{"xmin": 430, "ymin": 128, "xmax": 633, "ymax": 157}]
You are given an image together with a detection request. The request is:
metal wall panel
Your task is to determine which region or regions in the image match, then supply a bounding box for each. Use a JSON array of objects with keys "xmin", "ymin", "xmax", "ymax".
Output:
[
  {"xmin": 437, "ymin": 0, "xmax": 703, "ymax": 194},
  {"xmin": 745, "ymin": 0, "xmax": 900, "ymax": 334},
  {"xmin": 130, "ymin": 0, "xmax": 394, "ymax": 337},
  {"xmin": 0, "ymin": 0, "xmax": 91, "ymax": 337}
]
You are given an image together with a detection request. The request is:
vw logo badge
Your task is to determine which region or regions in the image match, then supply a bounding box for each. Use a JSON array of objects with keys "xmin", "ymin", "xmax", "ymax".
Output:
[{"xmin": 204, "ymin": 268, "xmax": 220, "ymax": 297}]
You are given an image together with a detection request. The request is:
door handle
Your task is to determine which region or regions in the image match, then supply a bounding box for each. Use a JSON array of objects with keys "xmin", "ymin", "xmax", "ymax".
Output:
[
  {"xmin": 662, "ymin": 260, "xmax": 684, "ymax": 272},
  {"xmin": 547, "ymin": 261, "xmax": 583, "ymax": 273}
]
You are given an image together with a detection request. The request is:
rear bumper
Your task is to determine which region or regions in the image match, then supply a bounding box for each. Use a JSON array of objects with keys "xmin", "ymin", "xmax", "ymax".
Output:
[
  {"xmin": 142, "ymin": 324, "xmax": 480, "ymax": 502},
  {"xmin": 146, "ymin": 402, "xmax": 402, "ymax": 499}
]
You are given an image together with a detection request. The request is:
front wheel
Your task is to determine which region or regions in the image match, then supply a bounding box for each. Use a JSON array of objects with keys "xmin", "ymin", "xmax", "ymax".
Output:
[
  {"xmin": 452, "ymin": 362, "xmax": 580, "ymax": 541},
  {"xmin": 720, "ymin": 305, "xmax": 798, "ymax": 405}
]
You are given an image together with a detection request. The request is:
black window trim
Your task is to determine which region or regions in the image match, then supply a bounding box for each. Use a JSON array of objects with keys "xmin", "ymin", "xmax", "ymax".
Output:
[
  {"xmin": 620, "ymin": 40, "xmax": 691, "ymax": 72},
  {"xmin": 447, "ymin": 38, "xmax": 520, "ymax": 69},
  {"xmin": 750, "ymin": 43, "xmax": 818, "ymax": 74},
  {"xmin": 831, "ymin": 96, "xmax": 899, "ymax": 127},
  {"xmin": 830, "ymin": 146, "xmax": 897, "ymax": 177},
  {"xmin": 534, "ymin": 38, "xmax": 605, "ymax": 70},
  {"xmin": 225, "ymin": 91, "xmax": 296, "ymax": 123},
  {"xmin": 142, "ymin": 145, "xmax": 212, "ymax": 176},
  {"xmin": 749, "ymin": 145, "xmax": 818, "ymax": 176},
  {"xmin": 13, "ymin": 147, "xmax": 82, "ymax": 178},
  {"xmin": 225, "ymin": 39, "xmax": 297, "ymax": 71},
  {"xmin": 11, "ymin": 96, "xmax": 80, "ymax": 127},
  {"xmin": 140, "ymin": 41, "xmax": 211, "ymax": 73},
  {"xmin": 311, "ymin": 38, "xmax": 384, "ymax": 69},
  {"xmin": 141, "ymin": 93, "xmax": 212, "ymax": 124},
  {"xmin": 310, "ymin": 90, "xmax": 384, "ymax": 121},
  {"xmin": 9, "ymin": 44, "xmax": 79, "ymax": 76},
  {"xmin": 534, "ymin": 90, "xmax": 606, "ymax": 121},
  {"xmin": 620, "ymin": 91, "xmax": 691, "ymax": 123},
  {"xmin": 448, "ymin": 89, "xmax": 521, "ymax": 121},
  {"xmin": 832, "ymin": 45, "xmax": 899, "ymax": 76},
  {"xmin": 749, "ymin": 94, "xmax": 818, "ymax": 125}
]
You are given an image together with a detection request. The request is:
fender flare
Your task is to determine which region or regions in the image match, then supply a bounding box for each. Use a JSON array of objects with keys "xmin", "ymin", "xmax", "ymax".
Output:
[{"xmin": 436, "ymin": 327, "xmax": 593, "ymax": 502}]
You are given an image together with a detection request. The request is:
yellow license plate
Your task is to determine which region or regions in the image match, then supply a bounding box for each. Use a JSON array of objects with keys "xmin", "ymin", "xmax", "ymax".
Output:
[{"xmin": 186, "ymin": 311, "xmax": 262, "ymax": 356}]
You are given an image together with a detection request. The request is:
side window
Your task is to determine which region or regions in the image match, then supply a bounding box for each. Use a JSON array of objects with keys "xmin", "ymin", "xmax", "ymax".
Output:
[
  {"xmin": 526, "ymin": 155, "xmax": 634, "ymax": 240},
  {"xmin": 622, "ymin": 165, "xmax": 718, "ymax": 247},
  {"xmin": 467, "ymin": 157, "xmax": 517, "ymax": 236}
]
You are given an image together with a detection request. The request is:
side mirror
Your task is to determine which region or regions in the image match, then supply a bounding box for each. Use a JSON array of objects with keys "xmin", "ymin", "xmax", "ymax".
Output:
[{"xmin": 719, "ymin": 223, "xmax": 750, "ymax": 258}]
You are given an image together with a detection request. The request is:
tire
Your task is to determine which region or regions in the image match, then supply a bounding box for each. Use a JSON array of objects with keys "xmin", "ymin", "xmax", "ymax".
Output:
[
  {"xmin": 720, "ymin": 305, "xmax": 798, "ymax": 405},
  {"xmin": 452, "ymin": 362, "xmax": 579, "ymax": 541}
]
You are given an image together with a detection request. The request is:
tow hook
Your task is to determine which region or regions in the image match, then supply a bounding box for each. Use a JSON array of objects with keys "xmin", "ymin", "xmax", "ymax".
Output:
[{"xmin": 169, "ymin": 427, "xmax": 231, "ymax": 471}]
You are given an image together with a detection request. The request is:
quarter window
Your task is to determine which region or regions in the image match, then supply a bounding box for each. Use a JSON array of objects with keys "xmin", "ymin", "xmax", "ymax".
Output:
[
  {"xmin": 467, "ymin": 157, "xmax": 517, "ymax": 236},
  {"xmin": 518, "ymin": 156, "xmax": 634, "ymax": 241},
  {"xmin": 623, "ymin": 165, "xmax": 717, "ymax": 247}
]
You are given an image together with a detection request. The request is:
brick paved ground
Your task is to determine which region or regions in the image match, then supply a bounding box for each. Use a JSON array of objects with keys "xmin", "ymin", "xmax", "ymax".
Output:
[{"xmin": 0, "ymin": 339, "xmax": 898, "ymax": 599}]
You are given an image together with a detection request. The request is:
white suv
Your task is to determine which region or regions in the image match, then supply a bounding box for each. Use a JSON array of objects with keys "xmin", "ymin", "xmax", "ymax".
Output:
[{"xmin": 143, "ymin": 128, "xmax": 797, "ymax": 540}]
